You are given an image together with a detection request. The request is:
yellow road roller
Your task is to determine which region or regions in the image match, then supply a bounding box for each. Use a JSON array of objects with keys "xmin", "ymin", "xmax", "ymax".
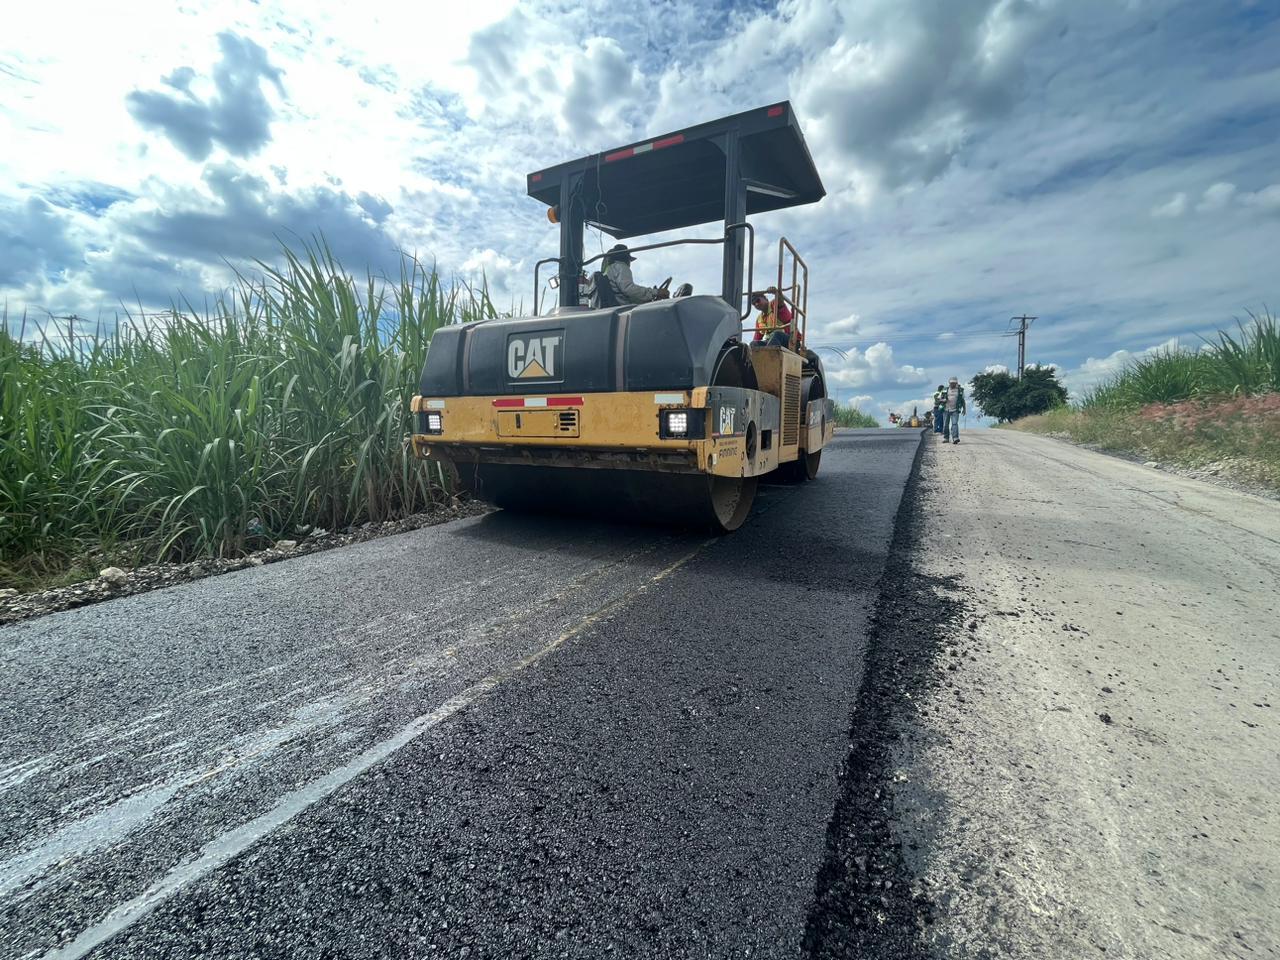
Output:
[{"xmin": 410, "ymin": 102, "xmax": 832, "ymax": 532}]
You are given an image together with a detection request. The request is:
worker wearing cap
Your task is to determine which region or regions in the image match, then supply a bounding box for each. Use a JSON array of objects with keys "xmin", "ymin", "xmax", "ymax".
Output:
[
  {"xmin": 932, "ymin": 384, "xmax": 946, "ymax": 434},
  {"xmin": 751, "ymin": 287, "xmax": 793, "ymax": 348},
  {"xmin": 942, "ymin": 376, "xmax": 966, "ymax": 444},
  {"xmin": 602, "ymin": 244, "xmax": 668, "ymax": 304}
]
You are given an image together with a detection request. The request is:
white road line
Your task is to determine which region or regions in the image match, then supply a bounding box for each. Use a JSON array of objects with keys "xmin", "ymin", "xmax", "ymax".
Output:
[
  {"xmin": 1, "ymin": 782, "xmax": 183, "ymax": 900},
  {"xmin": 43, "ymin": 540, "xmax": 710, "ymax": 960}
]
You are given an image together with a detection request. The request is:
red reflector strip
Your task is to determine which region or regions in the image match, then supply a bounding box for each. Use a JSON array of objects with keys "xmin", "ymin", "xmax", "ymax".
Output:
[
  {"xmin": 492, "ymin": 397, "xmax": 585, "ymax": 408},
  {"xmin": 531, "ymin": 173, "xmax": 542, "ymax": 182},
  {"xmin": 767, "ymin": 105, "xmax": 784, "ymax": 117},
  {"xmin": 606, "ymin": 133, "xmax": 684, "ymax": 163}
]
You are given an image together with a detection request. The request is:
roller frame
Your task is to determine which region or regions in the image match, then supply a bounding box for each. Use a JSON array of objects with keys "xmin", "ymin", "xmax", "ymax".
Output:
[{"xmin": 410, "ymin": 387, "xmax": 787, "ymax": 480}]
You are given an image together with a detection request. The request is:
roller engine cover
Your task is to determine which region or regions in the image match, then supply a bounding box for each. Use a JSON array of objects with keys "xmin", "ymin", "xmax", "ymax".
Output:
[{"xmin": 419, "ymin": 295, "xmax": 743, "ymax": 397}]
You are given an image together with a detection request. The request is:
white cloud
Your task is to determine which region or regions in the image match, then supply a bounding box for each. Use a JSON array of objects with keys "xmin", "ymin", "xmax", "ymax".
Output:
[
  {"xmin": 560, "ymin": 37, "xmax": 639, "ymax": 136},
  {"xmin": 125, "ymin": 33, "xmax": 285, "ymax": 161},
  {"xmin": 787, "ymin": 0, "xmax": 1050, "ymax": 195},
  {"xmin": 820, "ymin": 313, "xmax": 862, "ymax": 336},
  {"xmin": 1196, "ymin": 181, "xmax": 1237, "ymax": 212},
  {"xmin": 1151, "ymin": 192, "xmax": 1187, "ymax": 218},
  {"xmin": 1240, "ymin": 183, "xmax": 1280, "ymax": 213},
  {"xmin": 825, "ymin": 341, "xmax": 929, "ymax": 390}
]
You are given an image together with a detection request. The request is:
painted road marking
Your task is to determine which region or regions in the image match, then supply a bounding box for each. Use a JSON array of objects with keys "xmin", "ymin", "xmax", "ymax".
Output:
[{"xmin": 43, "ymin": 540, "xmax": 712, "ymax": 960}]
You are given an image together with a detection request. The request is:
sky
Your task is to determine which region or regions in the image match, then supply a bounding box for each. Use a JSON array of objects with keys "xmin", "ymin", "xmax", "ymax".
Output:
[{"xmin": 2, "ymin": 0, "xmax": 1277, "ymax": 423}]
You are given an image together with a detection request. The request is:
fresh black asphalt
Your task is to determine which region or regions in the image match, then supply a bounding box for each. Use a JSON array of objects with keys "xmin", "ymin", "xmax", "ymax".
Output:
[{"xmin": 0, "ymin": 428, "xmax": 922, "ymax": 959}]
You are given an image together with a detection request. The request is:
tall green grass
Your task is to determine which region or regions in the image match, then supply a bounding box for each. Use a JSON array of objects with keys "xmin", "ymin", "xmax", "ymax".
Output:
[
  {"xmin": 832, "ymin": 403, "xmax": 879, "ymax": 428},
  {"xmin": 1083, "ymin": 310, "xmax": 1279, "ymax": 409},
  {"xmin": 1, "ymin": 242, "xmax": 496, "ymax": 588}
]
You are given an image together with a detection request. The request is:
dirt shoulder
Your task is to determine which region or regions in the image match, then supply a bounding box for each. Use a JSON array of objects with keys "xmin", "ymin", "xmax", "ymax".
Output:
[
  {"xmin": 888, "ymin": 429, "xmax": 1279, "ymax": 958},
  {"xmin": 1006, "ymin": 397, "xmax": 1280, "ymax": 501}
]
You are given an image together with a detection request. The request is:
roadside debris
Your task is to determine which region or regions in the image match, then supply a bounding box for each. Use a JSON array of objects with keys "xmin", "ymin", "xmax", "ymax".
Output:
[
  {"xmin": 99, "ymin": 566, "xmax": 128, "ymax": 587},
  {"xmin": 0, "ymin": 498, "xmax": 488, "ymax": 626}
]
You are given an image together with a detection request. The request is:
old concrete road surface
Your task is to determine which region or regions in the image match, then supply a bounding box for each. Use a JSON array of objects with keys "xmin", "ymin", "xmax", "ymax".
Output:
[
  {"xmin": 0, "ymin": 428, "xmax": 922, "ymax": 960},
  {"xmin": 895, "ymin": 429, "xmax": 1280, "ymax": 960}
]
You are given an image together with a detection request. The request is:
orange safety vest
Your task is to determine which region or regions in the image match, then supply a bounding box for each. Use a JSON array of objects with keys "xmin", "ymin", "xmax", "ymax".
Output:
[{"xmin": 755, "ymin": 302, "xmax": 793, "ymax": 338}]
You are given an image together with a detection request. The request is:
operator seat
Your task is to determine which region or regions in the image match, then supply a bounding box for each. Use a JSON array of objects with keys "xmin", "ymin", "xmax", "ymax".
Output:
[{"xmin": 589, "ymin": 272, "xmax": 620, "ymax": 309}]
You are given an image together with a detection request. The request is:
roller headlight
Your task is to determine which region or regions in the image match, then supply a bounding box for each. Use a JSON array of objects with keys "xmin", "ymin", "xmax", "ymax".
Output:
[{"xmin": 660, "ymin": 408, "xmax": 702, "ymax": 439}]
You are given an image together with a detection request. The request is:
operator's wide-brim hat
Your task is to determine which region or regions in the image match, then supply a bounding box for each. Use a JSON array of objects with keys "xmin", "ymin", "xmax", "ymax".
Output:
[{"xmin": 605, "ymin": 243, "xmax": 636, "ymax": 262}]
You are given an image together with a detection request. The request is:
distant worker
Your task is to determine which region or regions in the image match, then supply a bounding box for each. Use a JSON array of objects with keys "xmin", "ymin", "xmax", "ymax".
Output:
[
  {"xmin": 600, "ymin": 244, "xmax": 691, "ymax": 305},
  {"xmin": 942, "ymin": 376, "xmax": 966, "ymax": 444},
  {"xmin": 751, "ymin": 286, "xmax": 793, "ymax": 348},
  {"xmin": 932, "ymin": 384, "xmax": 946, "ymax": 434}
]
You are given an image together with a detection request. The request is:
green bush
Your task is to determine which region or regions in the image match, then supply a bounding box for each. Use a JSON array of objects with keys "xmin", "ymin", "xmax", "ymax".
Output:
[{"xmin": 1, "ymin": 242, "xmax": 495, "ymax": 587}]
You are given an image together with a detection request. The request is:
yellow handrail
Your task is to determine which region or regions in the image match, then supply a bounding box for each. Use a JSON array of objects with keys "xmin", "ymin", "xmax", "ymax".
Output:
[{"xmin": 777, "ymin": 237, "xmax": 809, "ymax": 351}]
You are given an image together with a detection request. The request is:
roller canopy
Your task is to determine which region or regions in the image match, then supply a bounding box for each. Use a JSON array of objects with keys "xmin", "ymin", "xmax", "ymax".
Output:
[{"xmin": 526, "ymin": 102, "xmax": 825, "ymax": 239}]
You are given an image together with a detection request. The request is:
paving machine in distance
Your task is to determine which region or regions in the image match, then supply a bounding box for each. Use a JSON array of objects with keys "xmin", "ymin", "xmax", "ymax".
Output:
[
  {"xmin": 900, "ymin": 407, "xmax": 931, "ymax": 429},
  {"xmin": 410, "ymin": 102, "xmax": 832, "ymax": 532}
]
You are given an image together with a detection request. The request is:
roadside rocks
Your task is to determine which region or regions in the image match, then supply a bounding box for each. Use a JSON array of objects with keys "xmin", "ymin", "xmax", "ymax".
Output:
[
  {"xmin": 0, "ymin": 498, "xmax": 489, "ymax": 626},
  {"xmin": 99, "ymin": 566, "xmax": 129, "ymax": 587}
]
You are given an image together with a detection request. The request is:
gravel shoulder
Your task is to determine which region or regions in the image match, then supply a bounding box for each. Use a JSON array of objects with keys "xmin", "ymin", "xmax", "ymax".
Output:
[
  {"xmin": 0, "ymin": 500, "xmax": 489, "ymax": 626},
  {"xmin": 891, "ymin": 429, "xmax": 1280, "ymax": 958}
]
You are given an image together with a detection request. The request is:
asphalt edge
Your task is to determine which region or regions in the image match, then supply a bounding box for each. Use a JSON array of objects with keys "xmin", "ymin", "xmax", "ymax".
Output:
[{"xmin": 803, "ymin": 432, "xmax": 966, "ymax": 958}]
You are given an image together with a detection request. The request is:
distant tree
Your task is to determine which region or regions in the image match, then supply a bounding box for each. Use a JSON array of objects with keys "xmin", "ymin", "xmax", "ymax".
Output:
[
  {"xmin": 971, "ymin": 366, "xmax": 1067, "ymax": 422},
  {"xmin": 971, "ymin": 370, "xmax": 1017, "ymax": 420}
]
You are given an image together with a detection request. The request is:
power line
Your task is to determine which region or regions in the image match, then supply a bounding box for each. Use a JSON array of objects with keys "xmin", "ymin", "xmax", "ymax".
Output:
[{"xmin": 807, "ymin": 328, "xmax": 1017, "ymax": 347}]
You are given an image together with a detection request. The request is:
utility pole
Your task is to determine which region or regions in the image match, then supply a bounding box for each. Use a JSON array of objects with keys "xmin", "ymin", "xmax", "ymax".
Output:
[{"xmin": 1011, "ymin": 315, "xmax": 1036, "ymax": 379}]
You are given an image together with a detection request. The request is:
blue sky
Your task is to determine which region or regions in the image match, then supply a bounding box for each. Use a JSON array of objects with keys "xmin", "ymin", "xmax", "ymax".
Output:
[{"xmin": 2, "ymin": 0, "xmax": 1277, "ymax": 422}]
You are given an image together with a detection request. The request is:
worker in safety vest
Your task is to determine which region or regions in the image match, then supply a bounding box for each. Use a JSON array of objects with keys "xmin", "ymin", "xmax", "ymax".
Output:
[
  {"xmin": 751, "ymin": 287, "xmax": 793, "ymax": 348},
  {"xmin": 932, "ymin": 384, "xmax": 946, "ymax": 434},
  {"xmin": 941, "ymin": 376, "xmax": 966, "ymax": 444}
]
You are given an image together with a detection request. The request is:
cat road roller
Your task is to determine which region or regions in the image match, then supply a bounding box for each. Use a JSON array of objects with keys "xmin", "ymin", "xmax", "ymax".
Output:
[{"xmin": 410, "ymin": 101, "xmax": 833, "ymax": 532}]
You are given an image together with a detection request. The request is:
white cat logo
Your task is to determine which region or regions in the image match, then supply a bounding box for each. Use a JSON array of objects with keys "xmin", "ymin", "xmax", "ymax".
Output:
[
  {"xmin": 718, "ymin": 406, "xmax": 736, "ymax": 435},
  {"xmin": 507, "ymin": 332, "xmax": 563, "ymax": 380}
]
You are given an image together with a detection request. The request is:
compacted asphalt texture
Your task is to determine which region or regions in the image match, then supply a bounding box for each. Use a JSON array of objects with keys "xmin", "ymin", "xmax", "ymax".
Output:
[{"xmin": 0, "ymin": 429, "xmax": 923, "ymax": 960}]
